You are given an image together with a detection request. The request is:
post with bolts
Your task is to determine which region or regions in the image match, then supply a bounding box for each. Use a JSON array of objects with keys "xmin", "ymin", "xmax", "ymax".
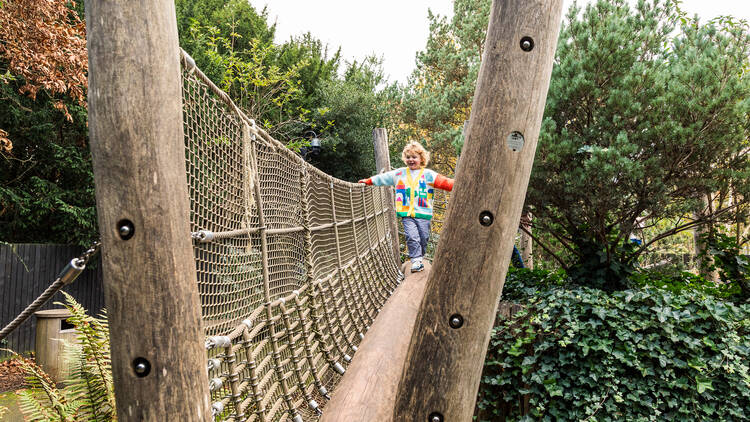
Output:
[
  {"xmin": 372, "ymin": 128, "xmax": 401, "ymax": 264},
  {"xmin": 393, "ymin": 0, "xmax": 563, "ymax": 420},
  {"xmin": 86, "ymin": 0, "xmax": 211, "ymax": 419}
]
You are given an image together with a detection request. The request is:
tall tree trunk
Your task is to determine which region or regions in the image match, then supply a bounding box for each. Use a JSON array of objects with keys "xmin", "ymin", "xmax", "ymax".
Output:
[{"xmin": 694, "ymin": 194, "xmax": 720, "ymax": 282}]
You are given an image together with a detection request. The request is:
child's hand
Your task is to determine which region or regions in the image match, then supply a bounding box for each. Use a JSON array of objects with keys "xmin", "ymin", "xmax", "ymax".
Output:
[{"xmin": 358, "ymin": 178, "xmax": 373, "ymax": 185}]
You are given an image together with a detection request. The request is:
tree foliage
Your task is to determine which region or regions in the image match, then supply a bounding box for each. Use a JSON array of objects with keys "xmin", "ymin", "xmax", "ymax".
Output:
[
  {"xmin": 189, "ymin": 22, "xmax": 308, "ymax": 143},
  {"xmin": 0, "ymin": 2, "xmax": 94, "ymax": 245},
  {"xmin": 0, "ymin": 0, "xmax": 87, "ymax": 125},
  {"xmin": 176, "ymin": 0, "xmax": 275, "ymax": 83},
  {"xmin": 309, "ymin": 56, "xmax": 399, "ymax": 180},
  {"xmin": 400, "ymin": 0, "xmax": 750, "ymax": 288},
  {"xmin": 396, "ymin": 0, "xmax": 490, "ymax": 174},
  {"xmin": 526, "ymin": 0, "xmax": 750, "ymax": 289},
  {"xmin": 0, "ymin": 0, "xmax": 394, "ymax": 242}
]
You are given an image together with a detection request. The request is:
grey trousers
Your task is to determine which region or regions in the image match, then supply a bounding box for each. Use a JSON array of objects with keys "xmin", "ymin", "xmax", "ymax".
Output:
[{"xmin": 402, "ymin": 217, "xmax": 431, "ymax": 259}]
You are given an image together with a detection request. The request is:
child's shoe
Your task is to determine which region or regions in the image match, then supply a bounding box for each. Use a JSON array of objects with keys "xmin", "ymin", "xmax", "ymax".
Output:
[{"xmin": 410, "ymin": 262, "xmax": 424, "ymax": 272}]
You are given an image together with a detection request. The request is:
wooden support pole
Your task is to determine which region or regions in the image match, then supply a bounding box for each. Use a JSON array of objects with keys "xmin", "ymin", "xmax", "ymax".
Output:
[
  {"xmin": 393, "ymin": 0, "xmax": 563, "ymax": 420},
  {"xmin": 372, "ymin": 128, "xmax": 401, "ymax": 264},
  {"xmin": 85, "ymin": 0, "xmax": 211, "ymax": 420}
]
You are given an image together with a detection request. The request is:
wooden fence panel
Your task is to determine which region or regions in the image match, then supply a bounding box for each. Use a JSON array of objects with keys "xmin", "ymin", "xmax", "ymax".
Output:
[{"xmin": 0, "ymin": 244, "xmax": 104, "ymax": 358}]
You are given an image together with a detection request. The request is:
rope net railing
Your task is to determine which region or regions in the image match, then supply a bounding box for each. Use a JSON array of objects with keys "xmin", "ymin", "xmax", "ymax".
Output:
[{"xmin": 180, "ymin": 50, "xmax": 403, "ymax": 421}]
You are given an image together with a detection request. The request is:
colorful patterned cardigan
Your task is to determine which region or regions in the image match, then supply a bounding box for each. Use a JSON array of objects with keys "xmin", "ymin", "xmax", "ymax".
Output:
[{"xmin": 362, "ymin": 167, "xmax": 454, "ymax": 220}]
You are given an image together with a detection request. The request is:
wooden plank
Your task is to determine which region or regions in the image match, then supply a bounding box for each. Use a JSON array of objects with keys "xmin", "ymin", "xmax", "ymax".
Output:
[
  {"xmin": 372, "ymin": 128, "xmax": 401, "ymax": 263},
  {"xmin": 393, "ymin": 0, "xmax": 563, "ymax": 420},
  {"xmin": 85, "ymin": 0, "xmax": 211, "ymax": 419},
  {"xmin": 320, "ymin": 263, "xmax": 431, "ymax": 422}
]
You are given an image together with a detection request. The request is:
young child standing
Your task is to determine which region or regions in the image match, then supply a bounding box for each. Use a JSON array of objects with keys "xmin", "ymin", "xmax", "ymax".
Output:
[{"xmin": 358, "ymin": 141, "xmax": 454, "ymax": 272}]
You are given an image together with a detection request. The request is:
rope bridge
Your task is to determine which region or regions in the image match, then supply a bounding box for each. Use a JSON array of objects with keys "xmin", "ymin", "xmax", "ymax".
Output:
[
  {"xmin": 180, "ymin": 51, "xmax": 403, "ymax": 421},
  {"xmin": 85, "ymin": 1, "xmax": 561, "ymax": 418}
]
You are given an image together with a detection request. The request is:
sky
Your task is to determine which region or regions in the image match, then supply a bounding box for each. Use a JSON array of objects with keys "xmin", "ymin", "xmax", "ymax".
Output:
[{"xmin": 250, "ymin": 1, "xmax": 750, "ymax": 84}]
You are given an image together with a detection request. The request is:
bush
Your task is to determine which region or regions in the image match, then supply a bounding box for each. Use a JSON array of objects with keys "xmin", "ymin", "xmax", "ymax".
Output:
[
  {"xmin": 501, "ymin": 267, "xmax": 569, "ymax": 302},
  {"xmin": 630, "ymin": 270, "xmax": 742, "ymax": 301},
  {"xmin": 480, "ymin": 284, "xmax": 750, "ymax": 421}
]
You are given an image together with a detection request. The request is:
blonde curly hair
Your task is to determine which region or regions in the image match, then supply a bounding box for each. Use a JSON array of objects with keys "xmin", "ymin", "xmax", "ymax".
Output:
[{"xmin": 401, "ymin": 141, "xmax": 430, "ymax": 168}]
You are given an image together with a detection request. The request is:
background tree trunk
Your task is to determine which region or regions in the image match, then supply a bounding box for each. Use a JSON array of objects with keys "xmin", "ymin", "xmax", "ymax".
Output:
[
  {"xmin": 693, "ymin": 194, "xmax": 720, "ymax": 282},
  {"xmin": 519, "ymin": 211, "xmax": 533, "ymax": 269}
]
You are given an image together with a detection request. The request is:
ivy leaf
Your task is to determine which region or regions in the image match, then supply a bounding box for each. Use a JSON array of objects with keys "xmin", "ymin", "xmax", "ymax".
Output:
[
  {"xmin": 543, "ymin": 378, "xmax": 563, "ymax": 397},
  {"xmin": 696, "ymin": 376, "xmax": 714, "ymax": 394}
]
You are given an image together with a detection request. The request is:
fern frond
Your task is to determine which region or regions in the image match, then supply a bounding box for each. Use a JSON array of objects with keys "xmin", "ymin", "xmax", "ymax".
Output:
[
  {"xmin": 58, "ymin": 291, "xmax": 117, "ymax": 421},
  {"xmin": 17, "ymin": 388, "xmax": 59, "ymax": 421}
]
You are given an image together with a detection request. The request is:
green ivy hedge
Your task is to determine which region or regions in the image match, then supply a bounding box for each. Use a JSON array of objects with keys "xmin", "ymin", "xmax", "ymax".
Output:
[{"xmin": 479, "ymin": 270, "xmax": 750, "ymax": 421}]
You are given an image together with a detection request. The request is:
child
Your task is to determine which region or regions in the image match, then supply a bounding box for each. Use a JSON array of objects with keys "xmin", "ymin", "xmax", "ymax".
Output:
[{"xmin": 358, "ymin": 141, "xmax": 454, "ymax": 272}]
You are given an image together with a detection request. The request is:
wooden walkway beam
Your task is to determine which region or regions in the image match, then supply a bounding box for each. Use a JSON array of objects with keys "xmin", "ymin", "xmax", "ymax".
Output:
[
  {"xmin": 86, "ymin": 0, "xmax": 211, "ymax": 419},
  {"xmin": 393, "ymin": 0, "xmax": 563, "ymax": 420},
  {"xmin": 321, "ymin": 263, "xmax": 432, "ymax": 422}
]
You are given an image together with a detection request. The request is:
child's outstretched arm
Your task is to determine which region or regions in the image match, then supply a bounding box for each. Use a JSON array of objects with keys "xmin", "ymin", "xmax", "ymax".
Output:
[
  {"xmin": 358, "ymin": 169, "xmax": 398, "ymax": 186},
  {"xmin": 434, "ymin": 174, "xmax": 454, "ymax": 191}
]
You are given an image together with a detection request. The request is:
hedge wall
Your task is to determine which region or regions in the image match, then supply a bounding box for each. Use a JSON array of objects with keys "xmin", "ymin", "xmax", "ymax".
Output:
[{"xmin": 478, "ymin": 270, "xmax": 750, "ymax": 421}]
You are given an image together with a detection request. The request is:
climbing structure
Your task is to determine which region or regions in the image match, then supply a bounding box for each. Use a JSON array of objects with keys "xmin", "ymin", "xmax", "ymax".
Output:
[
  {"xmin": 181, "ymin": 52, "xmax": 403, "ymax": 420},
  {"xmin": 85, "ymin": 0, "xmax": 562, "ymax": 420}
]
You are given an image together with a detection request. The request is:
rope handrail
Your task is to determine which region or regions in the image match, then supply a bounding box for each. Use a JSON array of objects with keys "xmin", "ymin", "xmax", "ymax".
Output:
[
  {"xmin": 0, "ymin": 241, "xmax": 100, "ymax": 341},
  {"xmin": 192, "ymin": 207, "xmax": 390, "ymax": 242}
]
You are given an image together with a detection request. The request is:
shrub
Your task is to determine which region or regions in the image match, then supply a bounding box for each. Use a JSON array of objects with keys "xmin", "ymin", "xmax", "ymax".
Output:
[
  {"xmin": 480, "ymin": 285, "xmax": 750, "ymax": 421},
  {"xmin": 630, "ymin": 270, "xmax": 742, "ymax": 301},
  {"xmin": 501, "ymin": 267, "xmax": 569, "ymax": 303}
]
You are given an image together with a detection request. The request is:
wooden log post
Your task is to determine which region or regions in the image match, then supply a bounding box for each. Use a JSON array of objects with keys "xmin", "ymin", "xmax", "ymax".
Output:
[
  {"xmin": 372, "ymin": 128, "xmax": 401, "ymax": 264},
  {"xmin": 86, "ymin": 0, "xmax": 211, "ymax": 420},
  {"xmin": 393, "ymin": 0, "xmax": 563, "ymax": 420}
]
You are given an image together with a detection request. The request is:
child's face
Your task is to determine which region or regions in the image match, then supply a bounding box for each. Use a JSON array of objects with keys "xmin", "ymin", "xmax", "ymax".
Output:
[{"xmin": 405, "ymin": 152, "xmax": 422, "ymax": 170}]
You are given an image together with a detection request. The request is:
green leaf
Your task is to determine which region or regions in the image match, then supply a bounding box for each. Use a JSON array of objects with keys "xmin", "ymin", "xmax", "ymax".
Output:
[{"xmin": 696, "ymin": 376, "xmax": 714, "ymax": 394}]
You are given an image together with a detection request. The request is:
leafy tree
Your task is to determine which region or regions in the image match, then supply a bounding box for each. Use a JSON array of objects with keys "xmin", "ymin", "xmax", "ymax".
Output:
[
  {"xmin": 176, "ymin": 0, "xmax": 275, "ymax": 82},
  {"xmin": 526, "ymin": 0, "xmax": 750, "ymax": 289},
  {"xmin": 309, "ymin": 56, "xmax": 399, "ymax": 181},
  {"xmin": 396, "ymin": 0, "xmax": 490, "ymax": 175},
  {"xmin": 275, "ymin": 33, "xmax": 341, "ymax": 112},
  {"xmin": 183, "ymin": 9, "xmax": 341, "ymax": 147},
  {"xmin": 399, "ymin": 0, "xmax": 749, "ymax": 290},
  {"xmin": 0, "ymin": 0, "xmax": 395, "ymax": 243},
  {"xmin": 0, "ymin": 0, "xmax": 95, "ymax": 245},
  {"xmin": 0, "ymin": 0, "xmax": 87, "ymax": 126},
  {"xmin": 0, "ymin": 86, "xmax": 95, "ymax": 245}
]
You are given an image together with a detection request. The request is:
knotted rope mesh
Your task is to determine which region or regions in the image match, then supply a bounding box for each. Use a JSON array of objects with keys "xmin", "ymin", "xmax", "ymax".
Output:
[{"xmin": 181, "ymin": 51, "xmax": 403, "ymax": 421}]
